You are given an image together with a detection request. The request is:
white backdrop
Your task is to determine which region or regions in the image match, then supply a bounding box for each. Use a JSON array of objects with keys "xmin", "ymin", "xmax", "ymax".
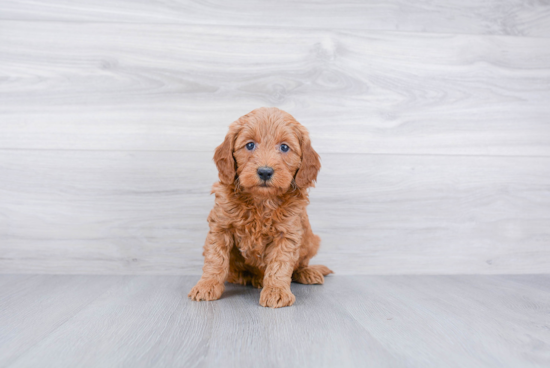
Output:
[{"xmin": 1, "ymin": 1, "xmax": 550, "ymax": 274}]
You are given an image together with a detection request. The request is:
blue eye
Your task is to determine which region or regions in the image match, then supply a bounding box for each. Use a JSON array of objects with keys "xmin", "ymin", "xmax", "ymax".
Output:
[
  {"xmin": 246, "ymin": 142, "xmax": 255, "ymax": 151},
  {"xmin": 280, "ymin": 144, "xmax": 289, "ymax": 153}
]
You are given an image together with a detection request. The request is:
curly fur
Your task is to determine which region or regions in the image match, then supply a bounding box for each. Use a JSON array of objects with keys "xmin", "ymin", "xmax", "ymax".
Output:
[{"xmin": 188, "ymin": 107, "xmax": 332, "ymax": 308}]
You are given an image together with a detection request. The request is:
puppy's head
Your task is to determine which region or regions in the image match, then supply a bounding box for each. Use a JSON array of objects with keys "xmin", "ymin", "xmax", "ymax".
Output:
[{"xmin": 214, "ymin": 107, "xmax": 320, "ymax": 196}]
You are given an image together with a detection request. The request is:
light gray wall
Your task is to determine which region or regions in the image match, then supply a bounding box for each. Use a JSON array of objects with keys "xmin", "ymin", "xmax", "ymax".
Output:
[{"xmin": 1, "ymin": 1, "xmax": 550, "ymax": 274}]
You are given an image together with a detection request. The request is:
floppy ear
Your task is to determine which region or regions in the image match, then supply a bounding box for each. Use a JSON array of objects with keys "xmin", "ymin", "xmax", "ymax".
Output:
[
  {"xmin": 295, "ymin": 137, "xmax": 321, "ymax": 189},
  {"xmin": 213, "ymin": 131, "xmax": 236, "ymax": 185}
]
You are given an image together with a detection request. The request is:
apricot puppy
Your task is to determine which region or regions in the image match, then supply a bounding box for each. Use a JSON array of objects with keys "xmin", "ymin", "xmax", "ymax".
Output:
[{"xmin": 188, "ymin": 107, "xmax": 332, "ymax": 308}]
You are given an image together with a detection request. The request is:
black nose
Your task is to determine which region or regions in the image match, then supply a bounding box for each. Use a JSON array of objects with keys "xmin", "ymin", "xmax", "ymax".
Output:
[{"xmin": 257, "ymin": 166, "xmax": 274, "ymax": 181}]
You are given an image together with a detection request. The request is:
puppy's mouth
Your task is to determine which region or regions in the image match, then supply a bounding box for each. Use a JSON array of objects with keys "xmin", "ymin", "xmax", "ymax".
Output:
[{"xmin": 258, "ymin": 182, "xmax": 270, "ymax": 188}]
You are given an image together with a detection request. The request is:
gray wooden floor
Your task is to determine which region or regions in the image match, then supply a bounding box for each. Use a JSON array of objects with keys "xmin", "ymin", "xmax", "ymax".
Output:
[{"xmin": 1, "ymin": 275, "xmax": 549, "ymax": 368}]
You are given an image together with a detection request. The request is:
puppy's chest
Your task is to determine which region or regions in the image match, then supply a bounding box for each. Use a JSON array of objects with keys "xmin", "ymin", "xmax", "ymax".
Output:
[{"xmin": 232, "ymin": 210, "xmax": 277, "ymax": 264}]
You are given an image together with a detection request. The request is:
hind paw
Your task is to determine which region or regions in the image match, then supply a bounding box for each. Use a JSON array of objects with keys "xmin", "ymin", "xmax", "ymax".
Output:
[{"xmin": 293, "ymin": 266, "xmax": 330, "ymax": 284}]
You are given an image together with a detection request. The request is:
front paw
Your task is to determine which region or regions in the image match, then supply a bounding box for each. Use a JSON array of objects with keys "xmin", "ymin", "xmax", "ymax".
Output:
[
  {"xmin": 259, "ymin": 286, "xmax": 295, "ymax": 308},
  {"xmin": 188, "ymin": 279, "xmax": 224, "ymax": 301}
]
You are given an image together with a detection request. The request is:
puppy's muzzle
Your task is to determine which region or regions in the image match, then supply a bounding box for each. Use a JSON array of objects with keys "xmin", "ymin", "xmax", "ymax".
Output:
[{"xmin": 257, "ymin": 166, "xmax": 274, "ymax": 181}]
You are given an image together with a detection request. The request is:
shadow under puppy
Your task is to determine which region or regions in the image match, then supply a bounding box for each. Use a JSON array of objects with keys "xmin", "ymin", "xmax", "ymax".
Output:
[{"xmin": 189, "ymin": 107, "xmax": 332, "ymax": 308}]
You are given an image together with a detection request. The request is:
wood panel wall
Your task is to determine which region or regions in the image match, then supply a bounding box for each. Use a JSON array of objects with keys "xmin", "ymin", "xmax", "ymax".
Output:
[{"xmin": 1, "ymin": 1, "xmax": 550, "ymax": 274}]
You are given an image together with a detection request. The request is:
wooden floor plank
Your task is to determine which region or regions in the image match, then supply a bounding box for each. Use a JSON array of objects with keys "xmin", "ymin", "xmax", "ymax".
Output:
[
  {"xmin": 0, "ymin": 275, "xmax": 127, "ymax": 367},
  {"xmin": 1, "ymin": 275, "xmax": 549, "ymax": 368},
  {"xmin": 1, "ymin": 0, "xmax": 549, "ymax": 37},
  {"xmin": 338, "ymin": 275, "xmax": 550, "ymax": 367},
  {"xmin": 1, "ymin": 150, "xmax": 549, "ymax": 275},
  {"xmin": 1, "ymin": 22, "xmax": 550, "ymax": 155}
]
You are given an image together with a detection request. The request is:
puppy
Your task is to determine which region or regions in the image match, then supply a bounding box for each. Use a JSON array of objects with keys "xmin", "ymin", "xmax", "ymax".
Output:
[{"xmin": 188, "ymin": 107, "xmax": 332, "ymax": 308}]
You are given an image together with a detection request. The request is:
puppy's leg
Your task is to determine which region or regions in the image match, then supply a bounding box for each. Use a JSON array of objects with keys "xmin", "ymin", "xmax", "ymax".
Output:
[
  {"xmin": 260, "ymin": 236, "xmax": 299, "ymax": 308},
  {"xmin": 188, "ymin": 231, "xmax": 232, "ymax": 301},
  {"xmin": 292, "ymin": 265, "xmax": 334, "ymax": 285}
]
